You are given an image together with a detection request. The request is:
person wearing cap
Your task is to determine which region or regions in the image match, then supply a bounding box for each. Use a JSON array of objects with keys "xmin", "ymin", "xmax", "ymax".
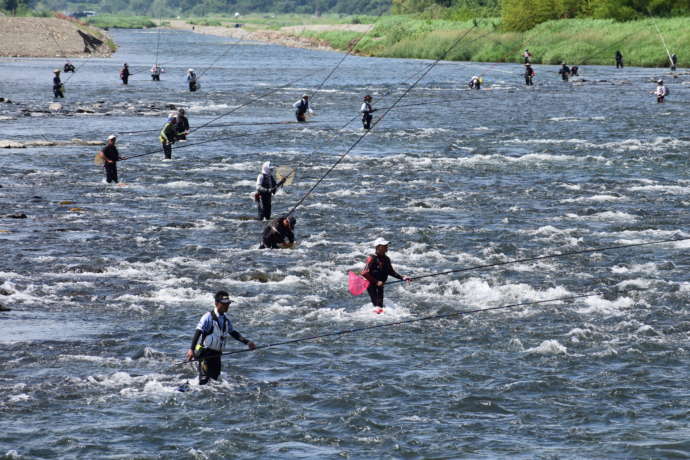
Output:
[
  {"xmin": 99, "ymin": 135, "xmax": 125, "ymax": 183},
  {"xmin": 52, "ymin": 69, "xmax": 64, "ymax": 98},
  {"xmin": 653, "ymin": 79, "xmax": 668, "ymax": 103},
  {"xmin": 360, "ymin": 95, "xmax": 376, "ymax": 130},
  {"xmin": 293, "ymin": 94, "xmax": 312, "ymax": 122},
  {"xmin": 160, "ymin": 114, "xmax": 177, "ymax": 159},
  {"xmin": 176, "ymin": 108, "xmax": 190, "ymax": 141},
  {"xmin": 259, "ymin": 215, "xmax": 296, "ymax": 249},
  {"xmin": 187, "ymin": 68, "xmax": 198, "ymax": 92},
  {"xmin": 468, "ymin": 76, "xmax": 481, "ymax": 90},
  {"xmin": 120, "ymin": 63, "xmax": 130, "ymax": 85},
  {"xmin": 255, "ymin": 161, "xmax": 285, "ymax": 221},
  {"xmin": 185, "ymin": 290, "xmax": 256, "ymax": 385},
  {"xmin": 524, "ymin": 63, "xmax": 535, "ymax": 86},
  {"xmin": 360, "ymin": 238, "xmax": 411, "ymax": 313}
]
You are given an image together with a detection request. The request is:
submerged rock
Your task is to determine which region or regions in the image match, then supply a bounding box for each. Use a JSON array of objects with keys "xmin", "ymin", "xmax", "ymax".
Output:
[
  {"xmin": 0, "ymin": 140, "xmax": 25, "ymax": 148},
  {"xmin": 5, "ymin": 213, "xmax": 27, "ymax": 218},
  {"xmin": 0, "ymin": 304, "xmax": 11, "ymax": 312}
]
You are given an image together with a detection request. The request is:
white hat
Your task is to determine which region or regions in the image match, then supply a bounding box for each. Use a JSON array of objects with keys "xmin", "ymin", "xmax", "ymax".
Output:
[
  {"xmin": 188, "ymin": 68, "xmax": 194, "ymax": 72},
  {"xmin": 107, "ymin": 134, "xmax": 116, "ymax": 140},
  {"xmin": 373, "ymin": 237, "xmax": 390, "ymax": 247}
]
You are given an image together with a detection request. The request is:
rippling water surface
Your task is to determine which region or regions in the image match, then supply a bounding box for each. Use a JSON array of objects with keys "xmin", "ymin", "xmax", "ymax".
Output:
[{"xmin": 1, "ymin": 28, "xmax": 689, "ymax": 459}]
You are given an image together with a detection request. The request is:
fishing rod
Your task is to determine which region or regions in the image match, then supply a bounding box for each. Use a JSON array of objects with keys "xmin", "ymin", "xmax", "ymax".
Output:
[
  {"xmin": 116, "ymin": 120, "xmax": 330, "ymax": 135},
  {"xmin": 285, "ymin": 26, "xmax": 493, "ymax": 217},
  {"xmin": 386, "ymin": 236, "xmax": 690, "ymax": 285},
  {"xmin": 175, "ymin": 291, "xmax": 600, "ymax": 365},
  {"xmin": 646, "ymin": 11, "xmax": 674, "ymax": 68}
]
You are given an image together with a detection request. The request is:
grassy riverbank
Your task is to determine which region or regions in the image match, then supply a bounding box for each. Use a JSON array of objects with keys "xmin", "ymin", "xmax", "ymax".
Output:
[
  {"xmin": 297, "ymin": 16, "xmax": 690, "ymax": 68},
  {"xmin": 85, "ymin": 14, "xmax": 156, "ymax": 29}
]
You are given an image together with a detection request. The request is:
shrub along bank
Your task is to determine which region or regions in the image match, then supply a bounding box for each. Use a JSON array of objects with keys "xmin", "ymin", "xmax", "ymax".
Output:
[{"xmin": 297, "ymin": 16, "xmax": 690, "ymax": 68}]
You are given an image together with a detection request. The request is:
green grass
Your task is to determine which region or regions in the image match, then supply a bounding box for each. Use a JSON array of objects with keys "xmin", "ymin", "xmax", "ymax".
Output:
[
  {"xmin": 294, "ymin": 15, "xmax": 690, "ymax": 68},
  {"xmin": 85, "ymin": 14, "xmax": 156, "ymax": 29}
]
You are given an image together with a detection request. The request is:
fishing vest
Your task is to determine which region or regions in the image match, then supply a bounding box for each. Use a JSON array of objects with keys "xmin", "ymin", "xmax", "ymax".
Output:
[
  {"xmin": 363, "ymin": 102, "xmax": 372, "ymax": 113},
  {"xmin": 367, "ymin": 254, "xmax": 391, "ymax": 282},
  {"xmin": 259, "ymin": 173, "xmax": 276, "ymax": 193},
  {"xmin": 200, "ymin": 311, "xmax": 231, "ymax": 352},
  {"xmin": 296, "ymin": 99, "xmax": 308, "ymax": 114}
]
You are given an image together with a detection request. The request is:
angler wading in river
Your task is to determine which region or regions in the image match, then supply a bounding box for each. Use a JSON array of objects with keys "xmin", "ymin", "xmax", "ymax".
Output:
[{"xmin": 360, "ymin": 238, "xmax": 411, "ymax": 314}]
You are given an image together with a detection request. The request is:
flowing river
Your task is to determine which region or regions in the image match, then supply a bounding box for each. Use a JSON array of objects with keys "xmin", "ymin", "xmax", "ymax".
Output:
[{"xmin": 0, "ymin": 28, "xmax": 689, "ymax": 459}]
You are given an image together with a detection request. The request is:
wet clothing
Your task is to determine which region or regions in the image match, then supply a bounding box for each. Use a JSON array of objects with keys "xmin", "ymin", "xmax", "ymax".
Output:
[
  {"xmin": 293, "ymin": 98, "xmax": 309, "ymax": 122},
  {"xmin": 101, "ymin": 143, "xmax": 120, "ymax": 183},
  {"xmin": 189, "ymin": 309, "xmax": 248, "ymax": 385},
  {"xmin": 151, "ymin": 65, "xmax": 161, "ymax": 81},
  {"xmin": 615, "ymin": 51, "xmax": 624, "ymax": 69},
  {"xmin": 559, "ymin": 64, "xmax": 571, "ymax": 81},
  {"xmin": 260, "ymin": 218, "xmax": 294, "ymax": 249},
  {"xmin": 524, "ymin": 66, "xmax": 535, "ymax": 86},
  {"xmin": 256, "ymin": 172, "xmax": 277, "ymax": 221},
  {"xmin": 160, "ymin": 122, "xmax": 177, "ymax": 159},
  {"xmin": 570, "ymin": 65, "xmax": 579, "ymax": 76},
  {"xmin": 361, "ymin": 101, "xmax": 374, "ymax": 130},
  {"xmin": 469, "ymin": 77, "xmax": 481, "ymax": 90},
  {"xmin": 63, "ymin": 63, "xmax": 75, "ymax": 73},
  {"xmin": 187, "ymin": 72, "xmax": 197, "ymax": 92},
  {"xmin": 655, "ymin": 84, "xmax": 668, "ymax": 103},
  {"xmin": 120, "ymin": 66, "xmax": 130, "ymax": 85},
  {"xmin": 671, "ymin": 54, "xmax": 677, "ymax": 71},
  {"xmin": 361, "ymin": 254, "xmax": 403, "ymax": 308},
  {"xmin": 176, "ymin": 115, "xmax": 190, "ymax": 140},
  {"xmin": 53, "ymin": 75, "xmax": 64, "ymax": 98}
]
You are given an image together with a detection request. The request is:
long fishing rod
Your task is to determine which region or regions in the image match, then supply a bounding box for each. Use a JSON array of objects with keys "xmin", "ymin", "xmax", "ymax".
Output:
[
  {"xmin": 196, "ymin": 35, "xmax": 244, "ymax": 82},
  {"xmin": 175, "ymin": 292, "xmax": 599, "ymax": 365},
  {"xmin": 154, "ymin": 14, "xmax": 162, "ymax": 68},
  {"xmin": 285, "ymin": 26, "xmax": 490, "ymax": 217},
  {"xmin": 386, "ymin": 236, "xmax": 690, "ymax": 285},
  {"xmin": 117, "ymin": 119, "xmax": 329, "ymax": 135}
]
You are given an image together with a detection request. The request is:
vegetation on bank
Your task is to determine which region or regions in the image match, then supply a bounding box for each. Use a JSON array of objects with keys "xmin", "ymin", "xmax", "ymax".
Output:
[
  {"xmin": 184, "ymin": 13, "xmax": 378, "ymax": 30},
  {"xmin": 297, "ymin": 15, "xmax": 690, "ymax": 68},
  {"xmin": 85, "ymin": 14, "xmax": 155, "ymax": 29}
]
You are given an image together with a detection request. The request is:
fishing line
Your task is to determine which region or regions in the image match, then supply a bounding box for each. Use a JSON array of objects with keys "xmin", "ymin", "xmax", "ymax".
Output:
[
  {"xmin": 646, "ymin": 11, "xmax": 674, "ymax": 68},
  {"xmin": 175, "ymin": 291, "xmax": 600, "ymax": 365},
  {"xmin": 387, "ymin": 236, "xmax": 690, "ymax": 285},
  {"xmin": 285, "ymin": 26, "xmax": 491, "ymax": 217}
]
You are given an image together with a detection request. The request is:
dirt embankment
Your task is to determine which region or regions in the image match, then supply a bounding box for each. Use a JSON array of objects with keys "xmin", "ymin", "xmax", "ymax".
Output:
[
  {"xmin": 165, "ymin": 19, "xmax": 371, "ymax": 52},
  {"xmin": 0, "ymin": 17, "xmax": 113, "ymax": 58}
]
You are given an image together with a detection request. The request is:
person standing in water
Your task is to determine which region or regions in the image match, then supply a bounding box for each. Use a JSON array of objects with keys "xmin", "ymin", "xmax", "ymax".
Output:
[
  {"xmin": 120, "ymin": 63, "xmax": 130, "ymax": 85},
  {"xmin": 524, "ymin": 63, "xmax": 535, "ymax": 86},
  {"xmin": 100, "ymin": 135, "xmax": 125, "ymax": 184},
  {"xmin": 653, "ymin": 79, "xmax": 668, "ymax": 103},
  {"xmin": 255, "ymin": 161, "xmax": 282, "ymax": 221},
  {"xmin": 52, "ymin": 69, "xmax": 64, "ymax": 98},
  {"xmin": 150, "ymin": 64, "xmax": 161, "ymax": 81},
  {"xmin": 558, "ymin": 62, "xmax": 571, "ymax": 81},
  {"xmin": 293, "ymin": 94, "xmax": 312, "ymax": 122},
  {"xmin": 63, "ymin": 61, "xmax": 75, "ymax": 73},
  {"xmin": 469, "ymin": 76, "xmax": 481, "ymax": 90},
  {"xmin": 187, "ymin": 69, "xmax": 198, "ymax": 92},
  {"xmin": 360, "ymin": 238, "xmax": 411, "ymax": 314},
  {"xmin": 615, "ymin": 50, "xmax": 624, "ymax": 69},
  {"xmin": 160, "ymin": 114, "xmax": 177, "ymax": 159},
  {"xmin": 360, "ymin": 95, "xmax": 375, "ymax": 130},
  {"xmin": 259, "ymin": 216, "xmax": 296, "ymax": 249},
  {"xmin": 185, "ymin": 291, "xmax": 256, "ymax": 385}
]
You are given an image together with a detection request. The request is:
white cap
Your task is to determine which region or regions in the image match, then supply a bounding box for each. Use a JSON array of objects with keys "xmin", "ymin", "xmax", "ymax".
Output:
[
  {"xmin": 373, "ymin": 237, "xmax": 390, "ymax": 247},
  {"xmin": 188, "ymin": 68, "xmax": 194, "ymax": 72},
  {"xmin": 107, "ymin": 134, "xmax": 116, "ymax": 140}
]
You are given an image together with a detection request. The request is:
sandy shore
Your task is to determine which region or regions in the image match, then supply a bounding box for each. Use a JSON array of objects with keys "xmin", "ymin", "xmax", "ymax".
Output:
[
  {"xmin": 165, "ymin": 20, "xmax": 371, "ymax": 52},
  {"xmin": 0, "ymin": 17, "xmax": 112, "ymax": 58}
]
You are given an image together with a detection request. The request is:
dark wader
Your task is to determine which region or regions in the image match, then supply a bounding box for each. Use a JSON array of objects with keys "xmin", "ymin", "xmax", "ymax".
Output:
[
  {"xmin": 197, "ymin": 348, "xmax": 221, "ymax": 385},
  {"xmin": 367, "ymin": 284, "xmax": 384, "ymax": 308},
  {"xmin": 162, "ymin": 142, "xmax": 172, "ymax": 159},
  {"xmin": 362, "ymin": 113, "xmax": 373, "ymax": 130},
  {"xmin": 258, "ymin": 193, "xmax": 272, "ymax": 220},
  {"xmin": 104, "ymin": 163, "xmax": 118, "ymax": 183}
]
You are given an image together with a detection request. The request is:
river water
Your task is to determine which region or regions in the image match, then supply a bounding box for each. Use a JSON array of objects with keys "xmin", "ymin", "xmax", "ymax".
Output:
[{"xmin": 1, "ymin": 28, "xmax": 689, "ymax": 459}]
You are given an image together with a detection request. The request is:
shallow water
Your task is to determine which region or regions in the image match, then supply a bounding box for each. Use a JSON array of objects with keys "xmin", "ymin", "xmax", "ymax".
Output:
[{"xmin": 1, "ymin": 28, "xmax": 689, "ymax": 459}]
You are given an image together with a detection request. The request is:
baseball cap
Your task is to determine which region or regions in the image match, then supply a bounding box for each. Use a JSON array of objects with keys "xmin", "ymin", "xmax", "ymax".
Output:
[
  {"xmin": 373, "ymin": 237, "xmax": 390, "ymax": 247},
  {"xmin": 214, "ymin": 291, "xmax": 232, "ymax": 304},
  {"xmin": 107, "ymin": 134, "xmax": 116, "ymax": 140}
]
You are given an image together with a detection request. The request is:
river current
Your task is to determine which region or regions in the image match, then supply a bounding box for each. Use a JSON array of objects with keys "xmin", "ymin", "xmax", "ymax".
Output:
[{"xmin": 1, "ymin": 28, "xmax": 689, "ymax": 459}]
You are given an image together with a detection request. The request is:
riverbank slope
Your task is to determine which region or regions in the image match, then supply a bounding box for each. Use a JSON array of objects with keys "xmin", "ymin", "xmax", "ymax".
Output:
[{"xmin": 0, "ymin": 17, "xmax": 113, "ymax": 58}]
